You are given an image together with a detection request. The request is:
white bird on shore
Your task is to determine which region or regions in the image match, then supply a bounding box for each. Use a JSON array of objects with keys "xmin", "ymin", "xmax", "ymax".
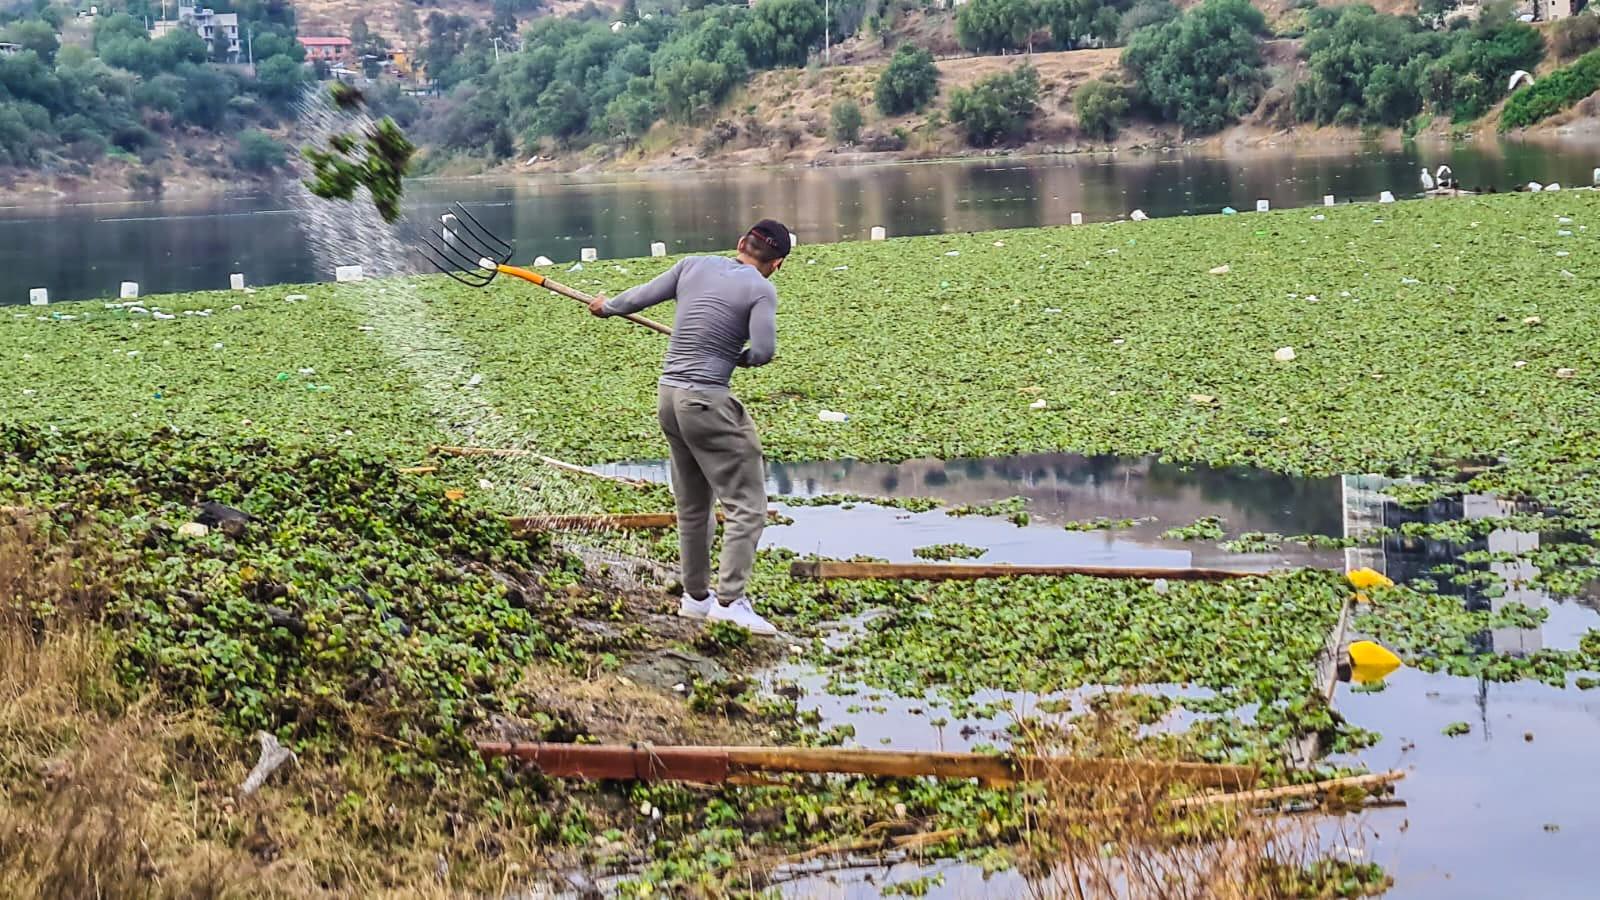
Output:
[{"xmin": 1420, "ymin": 167, "xmax": 1436, "ymax": 191}]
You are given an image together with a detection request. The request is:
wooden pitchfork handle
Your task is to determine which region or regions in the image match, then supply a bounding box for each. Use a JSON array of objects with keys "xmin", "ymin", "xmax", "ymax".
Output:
[{"xmin": 495, "ymin": 264, "xmax": 673, "ymax": 337}]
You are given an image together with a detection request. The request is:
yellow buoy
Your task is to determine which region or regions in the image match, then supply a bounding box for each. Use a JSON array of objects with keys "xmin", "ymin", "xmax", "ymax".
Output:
[
  {"xmin": 1347, "ymin": 568, "xmax": 1395, "ymax": 590},
  {"xmin": 1348, "ymin": 640, "xmax": 1402, "ymax": 683}
]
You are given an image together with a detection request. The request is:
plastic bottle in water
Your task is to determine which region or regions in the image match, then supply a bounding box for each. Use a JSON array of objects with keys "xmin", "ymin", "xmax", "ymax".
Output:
[{"xmin": 817, "ymin": 410, "xmax": 850, "ymax": 423}]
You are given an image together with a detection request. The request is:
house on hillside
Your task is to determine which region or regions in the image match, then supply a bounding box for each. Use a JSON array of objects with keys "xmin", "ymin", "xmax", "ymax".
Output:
[
  {"xmin": 298, "ymin": 36, "xmax": 354, "ymax": 65},
  {"xmin": 1539, "ymin": 0, "xmax": 1588, "ymax": 18},
  {"xmin": 149, "ymin": 5, "xmax": 241, "ymax": 59}
]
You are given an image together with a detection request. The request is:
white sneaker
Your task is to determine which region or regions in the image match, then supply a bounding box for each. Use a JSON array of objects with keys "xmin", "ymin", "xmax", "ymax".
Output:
[
  {"xmin": 707, "ymin": 597, "xmax": 778, "ymax": 637},
  {"xmin": 677, "ymin": 590, "xmax": 716, "ymax": 620}
]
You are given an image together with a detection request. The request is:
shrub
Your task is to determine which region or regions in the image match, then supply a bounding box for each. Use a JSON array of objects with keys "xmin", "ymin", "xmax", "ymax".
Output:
[
  {"xmin": 1074, "ymin": 77, "xmax": 1131, "ymax": 140},
  {"xmin": 1501, "ymin": 48, "xmax": 1600, "ymax": 130},
  {"xmin": 947, "ymin": 64, "xmax": 1040, "ymax": 146},
  {"xmin": 232, "ymin": 130, "xmax": 286, "ymax": 172},
  {"xmin": 1551, "ymin": 14, "xmax": 1600, "ymax": 60},
  {"xmin": 956, "ymin": 0, "xmax": 1040, "ymax": 53},
  {"xmin": 1122, "ymin": 0, "xmax": 1266, "ymax": 134},
  {"xmin": 875, "ymin": 44, "xmax": 939, "ymax": 115},
  {"xmin": 830, "ymin": 98, "xmax": 863, "ymax": 143}
]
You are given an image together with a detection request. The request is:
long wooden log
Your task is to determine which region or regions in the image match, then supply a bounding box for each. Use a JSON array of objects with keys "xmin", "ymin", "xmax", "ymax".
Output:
[
  {"xmin": 475, "ymin": 742, "xmax": 1257, "ymax": 790},
  {"xmin": 789, "ymin": 560, "xmax": 1264, "ymax": 583},
  {"xmin": 1169, "ymin": 769, "xmax": 1404, "ymax": 811},
  {"xmin": 508, "ymin": 510, "xmax": 782, "ymax": 532}
]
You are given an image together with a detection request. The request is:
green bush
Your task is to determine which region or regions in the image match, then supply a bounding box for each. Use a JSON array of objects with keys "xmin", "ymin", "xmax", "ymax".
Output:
[
  {"xmin": 956, "ymin": 0, "xmax": 1040, "ymax": 53},
  {"xmin": 1551, "ymin": 14, "xmax": 1600, "ymax": 60},
  {"xmin": 830, "ymin": 98, "xmax": 863, "ymax": 143},
  {"xmin": 233, "ymin": 129, "xmax": 287, "ymax": 172},
  {"xmin": 1122, "ymin": 0, "xmax": 1266, "ymax": 134},
  {"xmin": 1501, "ymin": 48, "xmax": 1600, "ymax": 130},
  {"xmin": 1041, "ymin": 0, "xmax": 1130, "ymax": 50},
  {"xmin": 875, "ymin": 44, "xmax": 939, "ymax": 115},
  {"xmin": 948, "ymin": 64, "xmax": 1040, "ymax": 146},
  {"xmin": 1074, "ymin": 77, "xmax": 1131, "ymax": 140}
]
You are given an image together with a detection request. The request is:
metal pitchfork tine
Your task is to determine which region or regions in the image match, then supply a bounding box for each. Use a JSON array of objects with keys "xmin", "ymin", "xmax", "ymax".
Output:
[
  {"xmin": 417, "ymin": 203, "xmax": 513, "ymax": 287},
  {"xmin": 413, "ymin": 202, "xmax": 673, "ymax": 336}
]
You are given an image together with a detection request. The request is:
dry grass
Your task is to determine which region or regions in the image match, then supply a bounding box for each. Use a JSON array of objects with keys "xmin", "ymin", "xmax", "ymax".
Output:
[
  {"xmin": 1013, "ymin": 694, "xmax": 1388, "ymax": 900},
  {"xmin": 0, "ymin": 521, "xmax": 613, "ymax": 898}
]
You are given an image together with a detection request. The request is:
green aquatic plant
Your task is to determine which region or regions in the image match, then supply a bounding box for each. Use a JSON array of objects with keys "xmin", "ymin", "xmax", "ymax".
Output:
[
  {"xmin": 947, "ymin": 496, "xmax": 1030, "ymax": 526},
  {"xmin": 1164, "ymin": 516, "xmax": 1226, "ymax": 542},
  {"xmin": 913, "ymin": 543, "xmax": 988, "ymax": 560}
]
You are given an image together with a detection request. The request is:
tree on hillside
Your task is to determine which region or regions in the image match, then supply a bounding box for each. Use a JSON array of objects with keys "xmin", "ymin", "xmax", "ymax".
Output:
[
  {"xmin": 232, "ymin": 129, "xmax": 286, "ymax": 171},
  {"xmin": 875, "ymin": 43, "xmax": 938, "ymax": 115},
  {"xmin": 2, "ymin": 19, "xmax": 59, "ymax": 65},
  {"xmin": 534, "ymin": 80, "xmax": 587, "ymax": 141},
  {"xmin": 948, "ymin": 64, "xmax": 1039, "ymax": 145},
  {"xmin": 1074, "ymin": 76, "xmax": 1130, "ymax": 139},
  {"xmin": 1294, "ymin": 5, "xmax": 1543, "ymax": 126},
  {"xmin": 1118, "ymin": 0, "xmax": 1178, "ymax": 43},
  {"xmin": 1122, "ymin": 0, "xmax": 1265, "ymax": 134},
  {"xmin": 956, "ymin": 0, "xmax": 1040, "ymax": 54},
  {"xmin": 830, "ymin": 97, "xmax": 862, "ymax": 142},
  {"xmin": 1040, "ymin": 0, "xmax": 1130, "ymax": 50},
  {"xmin": 1294, "ymin": 6, "xmax": 1442, "ymax": 126},
  {"xmin": 738, "ymin": 0, "xmax": 825, "ymax": 69}
]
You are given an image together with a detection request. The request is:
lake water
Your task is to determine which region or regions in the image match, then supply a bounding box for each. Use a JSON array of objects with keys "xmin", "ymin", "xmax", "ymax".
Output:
[
  {"xmin": 6, "ymin": 138, "xmax": 1600, "ymax": 304},
  {"xmin": 604, "ymin": 453, "xmax": 1597, "ymax": 900}
]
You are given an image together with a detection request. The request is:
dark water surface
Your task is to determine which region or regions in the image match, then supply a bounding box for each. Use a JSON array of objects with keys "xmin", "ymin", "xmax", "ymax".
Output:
[
  {"xmin": 603, "ymin": 451, "xmax": 1344, "ymax": 571},
  {"xmin": 6, "ymin": 139, "xmax": 1600, "ymax": 303}
]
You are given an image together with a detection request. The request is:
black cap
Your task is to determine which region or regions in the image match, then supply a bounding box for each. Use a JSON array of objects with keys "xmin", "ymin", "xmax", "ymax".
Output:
[{"xmin": 747, "ymin": 219, "xmax": 792, "ymax": 258}]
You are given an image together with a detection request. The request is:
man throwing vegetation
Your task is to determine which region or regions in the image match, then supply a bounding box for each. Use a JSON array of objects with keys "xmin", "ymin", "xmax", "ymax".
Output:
[{"xmin": 589, "ymin": 221, "xmax": 791, "ymax": 636}]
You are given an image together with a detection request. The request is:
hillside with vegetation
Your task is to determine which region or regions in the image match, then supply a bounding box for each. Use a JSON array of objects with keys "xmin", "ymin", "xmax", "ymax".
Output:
[
  {"xmin": 3, "ymin": 0, "xmax": 1598, "ymax": 195},
  {"xmin": 0, "ymin": 0, "xmax": 310, "ymax": 197},
  {"xmin": 407, "ymin": 0, "xmax": 1574, "ymax": 175}
]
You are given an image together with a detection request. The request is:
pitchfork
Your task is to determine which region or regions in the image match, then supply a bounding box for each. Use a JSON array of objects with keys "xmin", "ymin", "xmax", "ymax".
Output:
[{"xmin": 415, "ymin": 203, "xmax": 672, "ymax": 337}]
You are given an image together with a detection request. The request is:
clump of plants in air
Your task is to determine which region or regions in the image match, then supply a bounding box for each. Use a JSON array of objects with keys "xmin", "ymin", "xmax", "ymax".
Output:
[{"xmin": 303, "ymin": 84, "xmax": 416, "ymax": 223}]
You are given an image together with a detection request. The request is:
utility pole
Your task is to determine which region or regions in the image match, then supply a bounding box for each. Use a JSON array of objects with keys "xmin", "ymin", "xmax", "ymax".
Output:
[
  {"xmin": 824, "ymin": 0, "xmax": 830, "ymax": 66},
  {"xmin": 247, "ymin": 25, "xmax": 253, "ymax": 66},
  {"xmin": 492, "ymin": 36, "xmax": 502, "ymax": 62}
]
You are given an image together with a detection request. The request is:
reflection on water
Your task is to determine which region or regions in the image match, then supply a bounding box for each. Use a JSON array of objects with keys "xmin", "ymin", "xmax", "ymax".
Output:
[
  {"xmin": 7, "ymin": 140, "xmax": 1600, "ymax": 302},
  {"xmin": 734, "ymin": 463, "xmax": 1600, "ymax": 899},
  {"xmin": 603, "ymin": 451, "xmax": 1345, "ymax": 571}
]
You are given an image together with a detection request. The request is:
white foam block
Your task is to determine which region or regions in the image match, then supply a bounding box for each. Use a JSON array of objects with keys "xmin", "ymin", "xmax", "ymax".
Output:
[
  {"xmin": 650, "ymin": 242, "xmax": 667, "ymax": 257},
  {"xmin": 120, "ymin": 281, "xmax": 139, "ymax": 299},
  {"xmin": 29, "ymin": 288, "xmax": 47, "ymax": 306},
  {"xmin": 1324, "ymin": 194, "xmax": 1335, "ymax": 206},
  {"xmin": 230, "ymin": 273, "xmax": 245, "ymax": 290},
  {"xmin": 580, "ymin": 247, "xmax": 598, "ymax": 262},
  {"xmin": 1379, "ymin": 191, "xmax": 1395, "ymax": 204},
  {"xmin": 1070, "ymin": 212, "xmax": 1084, "ymax": 226},
  {"xmin": 336, "ymin": 265, "xmax": 365, "ymax": 282},
  {"xmin": 870, "ymin": 226, "xmax": 887, "ymax": 241},
  {"xmin": 1256, "ymin": 199, "xmax": 1270, "ymax": 213}
]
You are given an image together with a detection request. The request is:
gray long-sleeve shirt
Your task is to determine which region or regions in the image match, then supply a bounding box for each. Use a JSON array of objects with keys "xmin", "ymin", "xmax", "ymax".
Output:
[{"xmin": 601, "ymin": 255, "xmax": 778, "ymax": 390}]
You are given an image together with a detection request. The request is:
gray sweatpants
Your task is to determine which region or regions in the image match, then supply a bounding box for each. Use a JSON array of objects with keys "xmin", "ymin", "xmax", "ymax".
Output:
[{"xmin": 657, "ymin": 385, "xmax": 767, "ymax": 600}]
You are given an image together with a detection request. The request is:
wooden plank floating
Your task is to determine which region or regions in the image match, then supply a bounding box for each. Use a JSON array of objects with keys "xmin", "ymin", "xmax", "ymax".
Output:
[
  {"xmin": 476, "ymin": 742, "xmax": 1258, "ymax": 790},
  {"xmin": 1169, "ymin": 769, "xmax": 1404, "ymax": 811},
  {"xmin": 508, "ymin": 510, "xmax": 782, "ymax": 532},
  {"xmin": 789, "ymin": 560, "xmax": 1265, "ymax": 583}
]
